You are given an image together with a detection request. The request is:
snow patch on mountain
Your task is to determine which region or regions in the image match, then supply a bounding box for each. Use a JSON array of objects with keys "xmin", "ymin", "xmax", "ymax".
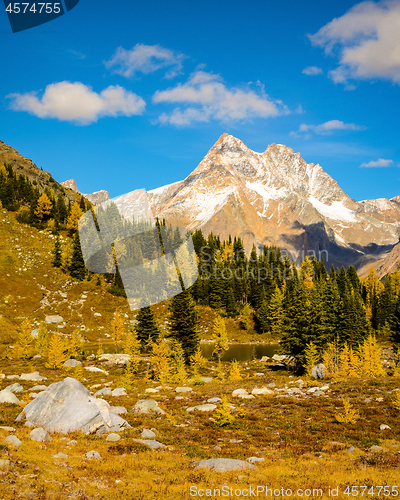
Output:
[
  {"xmin": 309, "ymin": 196, "xmax": 357, "ymax": 223},
  {"xmin": 246, "ymin": 181, "xmax": 285, "ymax": 200}
]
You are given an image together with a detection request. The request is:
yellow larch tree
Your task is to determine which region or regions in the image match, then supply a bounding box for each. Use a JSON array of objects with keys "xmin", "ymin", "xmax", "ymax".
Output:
[
  {"xmin": 15, "ymin": 319, "xmax": 34, "ymax": 360},
  {"xmin": 35, "ymin": 193, "xmax": 52, "ymax": 222},
  {"xmin": 66, "ymin": 202, "xmax": 83, "ymax": 234},
  {"xmin": 46, "ymin": 334, "xmax": 68, "ymax": 369}
]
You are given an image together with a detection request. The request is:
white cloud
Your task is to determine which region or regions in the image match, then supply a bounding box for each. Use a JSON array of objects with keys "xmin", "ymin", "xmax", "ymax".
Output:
[
  {"xmin": 105, "ymin": 44, "xmax": 185, "ymax": 79},
  {"xmin": 152, "ymin": 71, "xmax": 289, "ymax": 125},
  {"xmin": 7, "ymin": 81, "xmax": 146, "ymax": 125},
  {"xmin": 291, "ymin": 119, "xmax": 366, "ymax": 137},
  {"xmin": 302, "ymin": 66, "xmax": 323, "ymax": 75},
  {"xmin": 360, "ymin": 158, "xmax": 394, "ymax": 167},
  {"xmin": 309, "ymin": 0, "xmax": 400, "ymax": 85}
]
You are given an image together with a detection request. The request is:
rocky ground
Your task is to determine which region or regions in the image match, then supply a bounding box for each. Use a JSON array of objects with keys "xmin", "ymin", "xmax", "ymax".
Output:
[{"xmin": 0, "ymin": 355, "xmax": 399, "ymax": 500}]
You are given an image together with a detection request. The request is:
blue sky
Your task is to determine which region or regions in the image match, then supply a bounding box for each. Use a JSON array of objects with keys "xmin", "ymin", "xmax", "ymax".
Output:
[{"xmin": 0, "ymin": 0, "xmax": 399, "ymax": 201}]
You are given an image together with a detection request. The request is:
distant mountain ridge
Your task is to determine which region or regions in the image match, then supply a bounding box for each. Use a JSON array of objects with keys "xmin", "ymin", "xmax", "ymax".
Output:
[
  {"xmin": 61, "ymin": 179, "xmax": 110, "ymax": 205},
  {"xmin": 145, "ymin": 133, "xmax": 400, "ymax": 269}
]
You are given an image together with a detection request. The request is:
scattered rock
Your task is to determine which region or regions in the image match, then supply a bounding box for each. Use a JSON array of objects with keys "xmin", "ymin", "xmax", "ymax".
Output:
[
  {"xmin": 214, "ymin": 445, "xmax": 222, "ymax": 451},
  {"xmin": 0, "ymin": 459, "xmax": 11, "ymax": 468},
  {"xmin": 187, "ymin": 404, "xmax": 217, "ymax": 412},
  {"xmin": 247, "ymin": 457, "xmax": 265, "ymax": 464},
  {"xmin": 347, "ymin": 446, "xmax": 356, "ymax": 453},
  {"xmin": 106, "ymin": 433, "xmax": 121, "ymax": 442},
  {"xmin": 232, "ymin": 389, "xmax": 248, "ymax": 397},
  {"xmin": 29, "ymin": 427, "xmax": 52, "ymax": 443},
  {"xmin": 85, "ymin": 366, "xmax": 109, "ymax": 375},
  {"xmin": 238, "ymin": 394, "xmax": 255, "ymax": 399},
  {"xmin": 288, "ymin": 387, "xmax": 302, "ymax": 395},
  {"xmin": 0, "ymin": 426, "xmax": 15, "ymax": 432},
  {"xmin": 255, "ymin": 373, "xmax": 264, "ymax": 376},
  {"xmin": 30, "ymin": 385, "xmax": 47, "ymax": 391},
  {"xmin": 207, "ymin": 397, "xmax": 221, "ymax": 403},
  {"xmin": 306, "ymin": 387, "xmax": 318, "ymax": 394},
  {"xmin": 45, "ymin": 315, "xmax": 64, "ymax": 324},
  {"xmin": 313, "ymin": 390, "xmax": 324, "ymax": 396},
  {"xmin": 86, "ymin": 451, "xmax": 101, "ymax": 459},
  {"xmin": 94, "ymin": 387, "xmax": 112, "ymax": 397},
  {"xmin": 320, "ymin": 385, "xmax": 330, "ymax": 391},
  {"xmin": 145, "ymin": 388, "xmax": 159, "ymax": 394},
  {"xmin": 369, "ymin": 445, "xmax": 385, "ymax": 452},
  {"xmin": 110, "ymin": 406, "xmax": 127, "ymax": 415},
  {"xmin": 24, "ymin": 421, "xmax": 35, "ymax": 427},
  {"xmin": 98, "ymin": 354, "xmax": 130, "ymax": 366},
  {"xmin": 132, "ymin": 399, "xmax": 165, "ymax": 415},
  {"xmin": 141, "ymin": 429, "xmax": 156, "ymax": 439},
  {"xmin": 311, "ymin": 364, "xmax": 327, "ymax": 380},
  {"xmin": 6, "ymin": 375, "xmax": 20, "ymax": 380},
  {"xmin": 53, "ymin": 452, "xmax": 69, "ymax": 460},
  {"xmin": 0, "ymin": 389, "xmax": 21, "ymax": 404},
  {"xmin": 175, "ymin": 387, "xmax": 192, "ymax": 393},
  {"xmin": 132, "ymin": 439, "xmax": 165, "ymax": 450},
  {"xmin": 380, "ymin": 424, "xmax": 391, "ymax": 431},
  {"xmin": 251, "ymin": 387, "xmax": 274, "ymax": 396},
  {"xmin": 4, "ymin": 435, "xmax": 22, "ymax": 447},
  {"xmin": 5, "ymin": 383, "xmax": 23, "ymax": 393},
  {"xmin": 20, "ymin": 372, "xmax": 46, "ymax": 381},
  {"xmin": 193, "ymin": 458, "xmax": 258, "ymax": 472},
  {"xmin": 64, "ymin": 359, "xmax": 82, "ymax": 368},
  {"xmin": 16, "ymin": 377, "xmax": 131, "ymax": 434},
  {"xmin": 112, "ymin": 388, "xmax": 127, "ymax": 397},
  {"xmin": 189, "ymin": 376, "xmax": 212, "ymax": 384},
  {"xmin": 67, "ymin": 440, "xmax": 78, "ymax": 446}
]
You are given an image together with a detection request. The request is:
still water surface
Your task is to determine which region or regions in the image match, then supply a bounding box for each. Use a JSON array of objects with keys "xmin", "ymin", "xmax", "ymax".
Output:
[{"xmin": 87, "ymin": 342, "xmax": 280, "ymax": 362}]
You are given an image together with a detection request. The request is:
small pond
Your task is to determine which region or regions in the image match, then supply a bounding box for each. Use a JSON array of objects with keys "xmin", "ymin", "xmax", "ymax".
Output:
[{"xmin": 87, "ymin": 342, "xmax": 280, "ymax": 362}]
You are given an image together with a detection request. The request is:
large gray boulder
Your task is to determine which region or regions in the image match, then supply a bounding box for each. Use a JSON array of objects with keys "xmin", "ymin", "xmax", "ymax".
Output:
[
  {"xmin": 193, "ymin": 458, "xmax": 258, "ymax": 472},
  {"xmin": 15, "ymin": 377, "xmax": 131, "ymax": 435},
  {"xmin": 311, "ymin": 364, "xmax": 327, "ymax": 380}
]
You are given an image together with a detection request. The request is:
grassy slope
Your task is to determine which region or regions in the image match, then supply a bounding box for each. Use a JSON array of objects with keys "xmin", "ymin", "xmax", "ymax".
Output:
[{"xmin": 1, "ymin": 209, "xmax": 400, "ymax": 499}]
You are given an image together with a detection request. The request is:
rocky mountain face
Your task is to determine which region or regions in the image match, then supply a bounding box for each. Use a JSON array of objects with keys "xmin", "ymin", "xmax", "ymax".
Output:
[
  {"xmin": 0, "ymin": 140, "xmax": 79, "ymax": 204},
  {"xmin": 147, "ymin": 133, "xmax": 400, "ymax": 269},
  {"xmin": 358, "ymin": 241, "xmax": 400, "ymax": 278},
  {"xmin": 61, "ymin": 179, "xmax": 110, "ymax": 205}
]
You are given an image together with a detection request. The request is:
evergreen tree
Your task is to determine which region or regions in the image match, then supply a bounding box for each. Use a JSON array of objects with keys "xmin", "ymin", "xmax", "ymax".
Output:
[
  {"xmin": 266, "ymin": 286, "xmax": 284, "ymax": 337},
  {"xmin": 135, "ymin": 306, "xmax": 160, "ymax": 348},
  {"xmin": 168, "ymin": 290, "xmax": 199, "ymax": 362},
  {"xmin": 52, "ymin": 234, "xmax": 62, "ymax": 268},
  {"xmin": 70, "ymin": 232, "xmax": 86, "ymax": 280},
  {"xmin": 257, "ymin": 298, "xmax": 269, "ymax": 334}
]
